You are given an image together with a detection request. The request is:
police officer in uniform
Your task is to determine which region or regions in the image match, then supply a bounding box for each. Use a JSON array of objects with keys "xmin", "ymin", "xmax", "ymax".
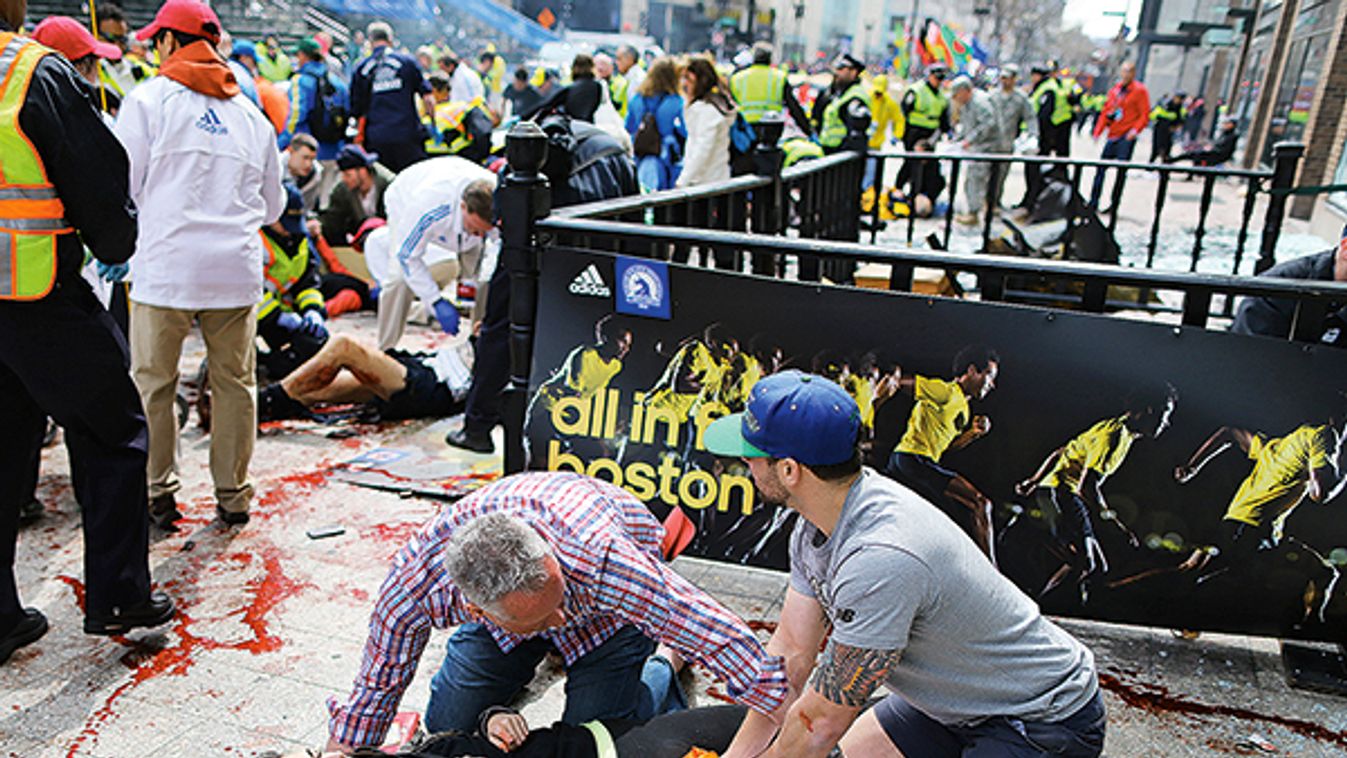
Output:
[
  {"xmin": 804, "ymin": 53, "xmax": 871, "ymax": 284},
  {"xmin": 0, "ymin": 0, "xmax": 174, "ymax": 664},
  {"xmin": 729, "ymin": 42, "xmax": 811, "ymax": 139},
  {"xmin": 1149, "ymin": 91, "xmax": 1185, "ymax": 163},
  {"xmin": 1017, "ymin": 62, "xmax": 1073, "ymax": 213},
  {"xmin": 894, "ymin": 62, "xmax": 949, "ymax": 203}
]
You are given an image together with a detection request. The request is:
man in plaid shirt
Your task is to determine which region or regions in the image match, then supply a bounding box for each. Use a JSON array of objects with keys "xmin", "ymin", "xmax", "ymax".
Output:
[{"xmin": 326, "ymin": 472, "xmax": 789, "ymax": 752}]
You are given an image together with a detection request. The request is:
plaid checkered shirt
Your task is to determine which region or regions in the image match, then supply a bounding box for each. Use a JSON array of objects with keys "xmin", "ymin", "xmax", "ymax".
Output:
[{"xmin": 327, "ymin": 472, "xmax": 788, "ymax": 747}]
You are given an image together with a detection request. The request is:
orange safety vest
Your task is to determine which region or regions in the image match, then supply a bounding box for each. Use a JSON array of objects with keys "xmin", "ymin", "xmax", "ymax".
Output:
[{"xmin": 0, "ymin": 33, "xmax": 71, "ymax": 301}]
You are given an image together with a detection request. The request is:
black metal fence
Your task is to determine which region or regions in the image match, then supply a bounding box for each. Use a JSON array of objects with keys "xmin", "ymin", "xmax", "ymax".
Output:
[
  {"xmin": 493, "ymin": 124, "xmax": 1344, "ymax": 471},
  {"xmin": 867, "ymin": 143, "xmax": 1304, "ymax": 277}
]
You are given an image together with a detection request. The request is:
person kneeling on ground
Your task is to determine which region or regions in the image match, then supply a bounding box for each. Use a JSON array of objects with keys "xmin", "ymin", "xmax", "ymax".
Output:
[
  {"xmin": 704, "ymin": 371, "xmax": 1106, "ymax": 758},
  {"xmin": 324, "ymin": 472, "xmax": 787, "ymax": 754},
  {"xmin": 258, "ymin": 334, "xmax": 470, "ymax": 423},
  {"xmin": 256, "ymin": 183, "xmax": 329, "ymax": 381}
]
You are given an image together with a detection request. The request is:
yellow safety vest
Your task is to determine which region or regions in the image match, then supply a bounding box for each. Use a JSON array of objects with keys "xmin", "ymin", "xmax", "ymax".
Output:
[
  {"xmin": 903, "ymin": 81, "xmax": 947, "ymax": 131},
  {"xmin": 609, "ymin": 73, "xmax": 629, "ymax": 117},
  {"xmin": 0, "ymin": 34, "xmax": 72, "ymax": 301},
  {"xmin": 424, "ymin": 97, "xmax": 487, "ymax": 155},
  {"xmin": 259, "ymin": 232, "xmax": 322, "ymax": 320},
  {"xmin": 730, "ymin": 64, "xmax": 786, "ymax": 124},
  {"xmin": 819, "ymin": 82, "xmax": 871, "ymax": 149},
  {"xmin": 1032, "ymin": 79, "xmax": 1073, "ymax": 126}
]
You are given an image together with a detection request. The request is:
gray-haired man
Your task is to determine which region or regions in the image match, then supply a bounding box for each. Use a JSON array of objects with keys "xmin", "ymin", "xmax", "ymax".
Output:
[
  {"xmin": 951, "ymin": 76, "xmax": 1004, "ymax": 226},
  {"xmin": 326, "ymin": 472, "xmax": 788, "ymax": 753}
]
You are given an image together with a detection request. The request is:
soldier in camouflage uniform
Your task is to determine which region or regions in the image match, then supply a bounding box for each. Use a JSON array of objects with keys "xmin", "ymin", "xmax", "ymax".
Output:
[
  {"xmin": 989, "ymin": 65, "xmax": 1036, "ymax": 214},
  {"xmin": 951, "ymin": 76, "xmax": 1005, "ymax": 224}
]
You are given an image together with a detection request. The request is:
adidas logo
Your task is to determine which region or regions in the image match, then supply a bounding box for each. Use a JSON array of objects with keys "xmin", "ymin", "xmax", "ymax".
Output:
[
  {"xmin": 195, "ymin": 108, "xmax": 228, "ymax": 135},
  {"xmin": 568, "ymin": 264, "xmax": 611, "ymax": 297}
]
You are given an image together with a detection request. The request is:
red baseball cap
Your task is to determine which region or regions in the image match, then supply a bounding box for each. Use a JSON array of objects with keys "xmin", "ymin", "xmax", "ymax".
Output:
[
  {"xmin": 135, "ymin": 0, "xmax": 223, "ymax": 45},
  {"xmin": 33, "ymin": 16, "xmax": 123, "ymax": 61}
]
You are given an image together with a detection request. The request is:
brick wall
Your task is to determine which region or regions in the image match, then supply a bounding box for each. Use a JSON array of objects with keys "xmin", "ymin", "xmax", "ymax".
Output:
[{"xmin": 1290, "ymin": 0, "xmax": 1347, "ymax": 218}]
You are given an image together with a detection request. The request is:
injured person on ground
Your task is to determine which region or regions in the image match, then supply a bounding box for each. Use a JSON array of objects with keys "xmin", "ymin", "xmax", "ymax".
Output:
[{"xmin": 257, "ymin": 334, "xmax": 472, "ymax": 423}]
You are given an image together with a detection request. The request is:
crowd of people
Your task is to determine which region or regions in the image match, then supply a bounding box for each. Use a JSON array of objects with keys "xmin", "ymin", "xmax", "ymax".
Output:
[{"xmin": 7, "ymin": 0, "xmax": 1307, "ymax": 755}]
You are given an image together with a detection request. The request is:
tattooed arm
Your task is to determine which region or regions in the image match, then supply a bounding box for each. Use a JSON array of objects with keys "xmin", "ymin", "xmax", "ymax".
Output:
[{"xmin": 759, "ymin": 640, "xmax": 901, "ymax": 758}]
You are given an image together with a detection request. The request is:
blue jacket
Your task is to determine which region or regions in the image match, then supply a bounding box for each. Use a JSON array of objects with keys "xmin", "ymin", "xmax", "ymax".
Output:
[
  {"xmin": 227, "ymin": 59, "xmax": 260, "ymax": 108},
  {"xmin": 280, "ymin": 60, "xmax": 348, "ymax": 160},
  {"xmin": 350, "ymin": 46, "xmax": 428, "ymax": 145}
]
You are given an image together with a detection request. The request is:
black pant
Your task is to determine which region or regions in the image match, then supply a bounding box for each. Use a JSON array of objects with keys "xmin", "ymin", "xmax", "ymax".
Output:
[
  {"xmin": 1150, "ymin": 124, "xmax": 1175, "ymax": 162},
  {"xmin": 1022, "ymin": 122, "xmax": 1071, "ymax": 208},
  {"xmin": 0, "ymin": 278, "xmax": 151, "ymax": 628},
  {"xmin": 894, "ymin": 125, "xmax": 938, "ymax": 195},
  {"xmin": 365, "ymin": 138, "xmax": 427, "ymax": 173},
  {"xmin": 462, "ymin": 259, "xmax": 511, "ymax": 436}
]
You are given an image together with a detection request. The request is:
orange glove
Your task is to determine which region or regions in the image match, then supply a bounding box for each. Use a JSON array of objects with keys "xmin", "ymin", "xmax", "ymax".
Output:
[{"xmin": 681, "ymin": 750, "xmax": 719, "ymax": 758}]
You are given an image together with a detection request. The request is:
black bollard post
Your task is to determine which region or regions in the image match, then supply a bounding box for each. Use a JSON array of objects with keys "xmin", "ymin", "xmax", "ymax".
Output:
[
  {"xmin": 751, "ymin": 114, "xmax": 785, "ymax": 275},
  {"xmin": 500, "ymin": 122, "xmax": 552, "ymax": 474},
  {"xmin": 1256, "ymin": 141, "xmax": 1304, "ymax": 274}
]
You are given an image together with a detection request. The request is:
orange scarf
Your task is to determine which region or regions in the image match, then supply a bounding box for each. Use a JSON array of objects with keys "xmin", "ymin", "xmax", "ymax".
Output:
[{"xmin": 158, "ymin": 40, "xmax": 240, "ymax": 99}]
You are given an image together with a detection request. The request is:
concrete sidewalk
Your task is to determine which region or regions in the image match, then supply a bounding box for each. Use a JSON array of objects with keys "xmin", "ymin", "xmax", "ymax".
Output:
[{"xmin": 3, "ymin": 315, "xmax": 1346, "ymax": 757}]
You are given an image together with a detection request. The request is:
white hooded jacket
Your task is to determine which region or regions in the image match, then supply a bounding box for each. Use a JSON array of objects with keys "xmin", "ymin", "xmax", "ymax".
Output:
[{"xmin": 115, "ymin": 74, "xmax": 285, "ymax": 310}]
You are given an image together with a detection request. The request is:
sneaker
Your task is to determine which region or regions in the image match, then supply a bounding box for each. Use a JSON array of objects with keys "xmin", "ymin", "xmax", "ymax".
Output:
[
  {"xmin": 445, "ymin": 427, "xmax": 495, "ymax": 454},
  {"xmin": 149, "ymin": 494, "xmax": 182, "ymax": 531},
  {"xmin": 84, "ymin": 591, "xmax": 175, "ymax": 636},
  {"xmin": 215, "ymin": 504, "xmax": 250, "ymax": 526},
  {"xmin": 0, "ymin": 609, "xmax": 48, "ymax": 664}
]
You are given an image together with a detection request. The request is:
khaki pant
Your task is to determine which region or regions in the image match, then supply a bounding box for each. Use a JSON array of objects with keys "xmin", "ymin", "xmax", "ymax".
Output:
[
  {"xmin": 131, "ymin": 303, "xmax": 256, "ymax": 514},
  {"xmin": 376, "ymin": 247, "xmax": 483, "ymax": 350}
]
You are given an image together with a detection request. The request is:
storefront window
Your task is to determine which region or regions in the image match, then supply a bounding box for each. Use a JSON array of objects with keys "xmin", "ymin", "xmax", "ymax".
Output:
[{"xmin": 1330, "ymin": 137, "xmax": 1347, "ymax": 213}]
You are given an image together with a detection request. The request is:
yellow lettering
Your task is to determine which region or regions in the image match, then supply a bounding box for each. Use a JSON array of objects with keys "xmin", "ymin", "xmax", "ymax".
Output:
[
  {"xmin": 590, "ymin": 391, "xmax": 605, "ymax": 437},
  {"xmin": 718, "ymin": 474, "xmax": 756, "ymax": 515},
  {"xmin": 625, "ymin": 462, "xmax": 657, "ymax": 500},
  {"xmin": 657, "ymin": 455, "xmax": 681, "ymax": 505},
  {"xmin": 631, "ymin": 394, "xmax": 646, "ymax": 443},
  {"xmin": 604, "ymin": 388, "xmax": 619, "ymax": 438},
  {"xmin": 585, "ymin": 457, "xmax": 624, "ymax": 486},
  {"xmin": 547, "ymin": 439, "xmax": 585, "ymax": 473},
  {"xmin": 552, "ymin": 396, "xmax": 588, "ymax": 436},
  {"xmin": 644, "ymin": 404, "xmax": 682, "ymax": 447},
  {"xmin": 691, "ymin": 404, "xmax": 725, "ymax": 451},
  {"xmin": 679, "ymin": 470, "xmax": 717, "ymax": 510}
]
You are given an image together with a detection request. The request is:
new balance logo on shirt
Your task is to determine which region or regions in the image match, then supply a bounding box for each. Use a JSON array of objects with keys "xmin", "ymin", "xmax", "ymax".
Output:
[
  {"xmin": 195, "ymin": 108, "xmax": 228, "ymax": 135},
  {"xmin": 569, "ymin": 264, "xmax": 611, "ymax": 297}
]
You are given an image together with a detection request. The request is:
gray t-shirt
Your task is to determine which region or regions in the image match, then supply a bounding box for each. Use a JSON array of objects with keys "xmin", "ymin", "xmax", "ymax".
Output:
[{"xmin": 789, "ymin": 468, "xmax": 1098, "ymax": 725}]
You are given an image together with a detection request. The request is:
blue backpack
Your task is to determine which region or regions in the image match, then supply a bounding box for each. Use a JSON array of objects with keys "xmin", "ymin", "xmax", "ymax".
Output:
[{"xmin": 729, "ymin": 111, "xmax": 757, "ymax": 156}]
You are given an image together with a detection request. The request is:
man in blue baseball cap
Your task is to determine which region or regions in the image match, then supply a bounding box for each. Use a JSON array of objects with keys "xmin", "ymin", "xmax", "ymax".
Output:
[{"xmin": 705, "ymin": 371, "xmax": 1105, "ymax": 758}]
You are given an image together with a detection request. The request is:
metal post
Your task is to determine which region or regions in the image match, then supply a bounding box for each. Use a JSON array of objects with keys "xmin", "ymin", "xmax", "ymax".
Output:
[
  {"xmin": 1256, "ymin": 141, "xmax": 1304, "ymax": 273},
  {"xmin": 500, "ymin": 123, "xmax": 552, "ymax": 474}
]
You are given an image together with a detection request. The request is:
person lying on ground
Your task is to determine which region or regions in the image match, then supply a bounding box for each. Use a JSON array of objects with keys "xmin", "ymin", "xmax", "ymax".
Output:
[{"xmin": 257, "ymin": 334, "xmax": 469, "ymax": 423}]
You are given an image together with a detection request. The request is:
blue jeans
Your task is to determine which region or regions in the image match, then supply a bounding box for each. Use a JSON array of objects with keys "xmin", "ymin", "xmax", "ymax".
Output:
[
  {"xmin": 875, "ymin": 690, "xmax": 1106, "ymax": 757},
  {"xmin": 424, "ymin": 623, "xmax": 686, "ymax": 732},
  {"xmin": 1088, "ymin": 137, "xmax": 1135, "ymax": 208}
]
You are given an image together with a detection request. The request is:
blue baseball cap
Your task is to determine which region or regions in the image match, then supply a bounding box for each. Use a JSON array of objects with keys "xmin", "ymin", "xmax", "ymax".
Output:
[
  {"xmin": 280, "ymin": 182, "xmax": 305, "ymax": 235},
  {"xmin": 231, "ymin": 39, "xmax": 257, "ymax": 63},
  {"xmin": 703, "ymin": 371, "xmax": 860, "ymax": 466}
]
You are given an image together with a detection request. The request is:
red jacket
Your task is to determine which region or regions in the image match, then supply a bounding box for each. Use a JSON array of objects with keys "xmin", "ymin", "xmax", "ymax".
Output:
[{"xmin": 1094, "ymin": 79, "xmax": 1150, "ymax": 140}]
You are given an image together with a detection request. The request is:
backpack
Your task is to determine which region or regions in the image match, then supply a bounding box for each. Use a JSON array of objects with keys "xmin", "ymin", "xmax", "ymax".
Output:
[
  {"xmin": 633, "ymin": 111, "xmax": 661, "ymax": 157},
  {"xmin": 305, "ymin": 71, "xmax": 348, "ymax": 143},
  {"xmin": 729, "ymin": 111, "xmax": 757, "ymax": 157}
]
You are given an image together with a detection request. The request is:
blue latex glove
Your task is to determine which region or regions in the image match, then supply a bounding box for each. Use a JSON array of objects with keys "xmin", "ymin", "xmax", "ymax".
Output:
[
  {"xmin": 97, "ymin": 261, "xmax": 129, "ymax": 282},
  {"xmin": 275, "ymin": 310, "xmax": 303, "ymax": 336},
  {"xmin": 431, "ymin": 298, "xmax": 460, "ymax": 336},
  {"xmin": 300, "ymin": 309, "xmax": 328, "ymax": 340}
]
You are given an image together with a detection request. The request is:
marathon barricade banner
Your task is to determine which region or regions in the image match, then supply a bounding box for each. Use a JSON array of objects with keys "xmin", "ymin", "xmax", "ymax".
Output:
[{"xmin": 527, "ymin": 248, "xmax": 1347, "ymax": 643}]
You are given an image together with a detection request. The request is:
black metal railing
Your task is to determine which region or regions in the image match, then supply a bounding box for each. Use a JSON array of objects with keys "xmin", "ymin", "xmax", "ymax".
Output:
[
  {"xmin": 866, "ymin": 143, "xmax": 1303, "ymax": 278},
  {"xmin": 493, "ymin": 124, "xmax": 1335, "ymax": 470},
  {"xmin": 537, "ymin": 216, "xmax": 1347, "ymax": 336}
]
